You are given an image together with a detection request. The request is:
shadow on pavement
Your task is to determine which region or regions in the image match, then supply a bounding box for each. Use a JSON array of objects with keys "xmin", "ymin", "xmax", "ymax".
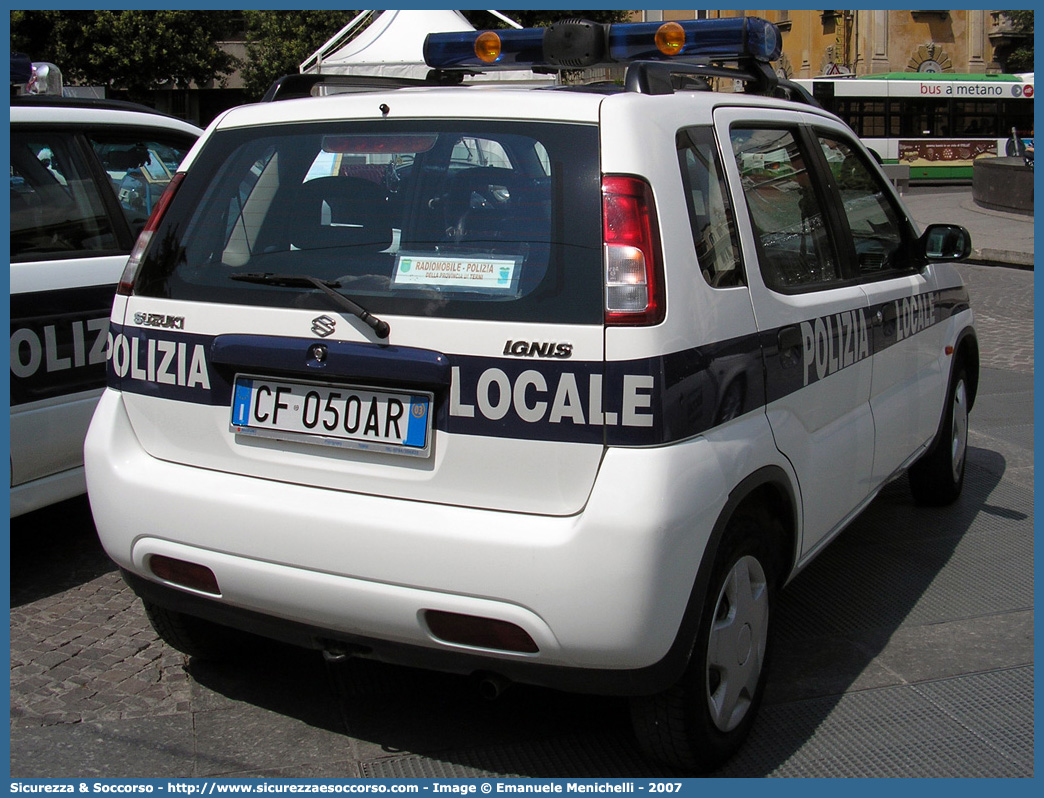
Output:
[
  {"xmin": 188, "ymin": 644, "xmax": 349, "ymax": 736},
  {"xmin": 10, "ymin": 495, "xmax": 118, "ymax": 607},
  {"xmin": 717, "ymin": 447, "xmax": 1008, "ymax": 775}
]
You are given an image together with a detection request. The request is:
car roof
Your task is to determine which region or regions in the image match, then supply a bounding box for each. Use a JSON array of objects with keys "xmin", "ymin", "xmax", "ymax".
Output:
[
  {"xmin": 209, "ymin": 85, "xmax": 608, "ymax": 130},
  {"xmin": 10, "ymin": 96, "xmax": 203, "ymax": 136},
  {"xmin": 205, "ymin": 79, "xmax": 823, "ymax": 136}
]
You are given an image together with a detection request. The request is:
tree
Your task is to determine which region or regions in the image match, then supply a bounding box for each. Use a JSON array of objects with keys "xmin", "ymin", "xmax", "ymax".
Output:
[
  {"xmin": 241, "ymin": 10, "xmax": 360, "ymax": 100},
  {"xmin": 10, "ymin": 9, "xmax": 635, "ymax": 104},
  {"xmin": 999, "ymin": 10, "xmax": 1033, "ymax": 73},
  {"xmin": 10, "ymin": 10, "xmax": 240, "ymax": 100}
]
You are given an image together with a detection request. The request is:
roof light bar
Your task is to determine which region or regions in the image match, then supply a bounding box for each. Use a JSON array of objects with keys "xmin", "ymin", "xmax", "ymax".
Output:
[
  {"xmin": 423, "ymin": 17, "xmax": 781, "ymax": 72},
  {"xmin": 423, "ymin": 26, "xmax": 544, "ymax": 69},
  {"xmin": 608, "ymin": 18, "xmax": 780, "ymax": 64}
]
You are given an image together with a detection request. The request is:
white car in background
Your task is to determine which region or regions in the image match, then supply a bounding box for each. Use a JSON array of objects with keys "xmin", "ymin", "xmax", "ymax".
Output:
[{"xmin": 10, "ymin": 74, "xmax": 201, "ymax": 517}]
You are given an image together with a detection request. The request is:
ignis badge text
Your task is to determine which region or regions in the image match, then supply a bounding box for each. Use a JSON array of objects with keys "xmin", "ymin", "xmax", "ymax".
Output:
[{"xmin": 503, "ymin": 340, "xmax": 573, "ymax": 359}]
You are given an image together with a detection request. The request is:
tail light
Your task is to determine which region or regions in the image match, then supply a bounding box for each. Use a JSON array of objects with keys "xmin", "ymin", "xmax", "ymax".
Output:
[
  {"xmin": 117, "ymin": 172, "xmax": 186, "ymax": 296},
  {"xmin": 602, "ymin": 175, "xmax": 665, "ymax": 325}
]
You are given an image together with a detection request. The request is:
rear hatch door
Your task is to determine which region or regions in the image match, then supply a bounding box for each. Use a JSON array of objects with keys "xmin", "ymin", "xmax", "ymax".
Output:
[{"xmin": 115, "ymin": 113, "xmax": 607, "ymax": 516}]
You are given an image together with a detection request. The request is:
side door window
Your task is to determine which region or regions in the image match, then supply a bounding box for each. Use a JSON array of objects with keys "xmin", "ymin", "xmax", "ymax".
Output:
[
  {"xmin": 10, "ymin": 130, "xmax": 121, "ymax": 261},
  {"xmin": 730, "ymin": 127, "xmax": 840, "ymax": 291},
  {"xmin": 87, "ymin": 131, "xmax": 196, "ymax": 237},
  {"xmin": 816, "ymin": 134, "xmax": 916, "ymax": 277}
]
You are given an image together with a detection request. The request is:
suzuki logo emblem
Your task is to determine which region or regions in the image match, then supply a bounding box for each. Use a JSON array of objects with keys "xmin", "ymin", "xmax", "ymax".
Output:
[{"xmin": 311, "ymin": 315, "xmax": 336, "ymax": 338}]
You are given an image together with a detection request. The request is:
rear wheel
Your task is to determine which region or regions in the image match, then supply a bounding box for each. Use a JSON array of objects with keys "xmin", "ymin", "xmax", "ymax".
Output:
[
  {"xmin": 143, "ymin": 601, "xmax": 256, "ymax": 661},
  {"xmin": 630, "ymin": 507, "xmax": 782, "ymax": 772},
  {"xmin": 909, "ymin": 364, "xmax": 969, "ymax": 506}
]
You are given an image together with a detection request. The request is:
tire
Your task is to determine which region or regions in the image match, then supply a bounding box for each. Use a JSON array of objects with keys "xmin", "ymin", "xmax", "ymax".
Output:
[
  {"xmin": 143, "ymin": 601, "xmax": 256, "ymax": 661},
  {"xmin": 909, "ymin": 364, "xmax": 969, "ymax": 506},
  {"xmin": 630, "ymin": 507, "xmax": 782, "ymax": 772}
]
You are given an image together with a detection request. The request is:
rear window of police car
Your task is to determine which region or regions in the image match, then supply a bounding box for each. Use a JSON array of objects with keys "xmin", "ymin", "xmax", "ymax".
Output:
[{"xmin": 133, "ymin": 120, "xmax": 603, "ymax": 324}]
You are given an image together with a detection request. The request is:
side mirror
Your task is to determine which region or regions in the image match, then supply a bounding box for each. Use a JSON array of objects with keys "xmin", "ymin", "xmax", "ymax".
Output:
[{"xmin": 920, "ymin": 223, "xmax": 971, "ymax": 262}]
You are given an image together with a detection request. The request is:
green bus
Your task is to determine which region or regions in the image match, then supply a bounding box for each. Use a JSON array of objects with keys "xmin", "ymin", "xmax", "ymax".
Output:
[{"xmin": 795, "ymin": 72, "xmax": 1034, "ymax": 181}]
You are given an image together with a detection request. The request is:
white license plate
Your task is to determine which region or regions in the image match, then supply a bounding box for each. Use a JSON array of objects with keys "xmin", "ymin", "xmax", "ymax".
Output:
[{"xmin": 231, "ymin": 376, "xmax": 432, "ymax": 457}]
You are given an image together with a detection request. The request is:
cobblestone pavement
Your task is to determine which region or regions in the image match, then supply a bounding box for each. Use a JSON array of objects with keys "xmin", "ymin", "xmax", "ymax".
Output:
[
  {"xmin": 9, "ymin": 257, "xmax": 1033, "ymax": 778},
  {"xmin": 958, "ymin": 263, "xmax": 1034, "ymax": 373},
  {"xmin": 10, "ymin": 513, "xmax": 192, "ymax": 728}
]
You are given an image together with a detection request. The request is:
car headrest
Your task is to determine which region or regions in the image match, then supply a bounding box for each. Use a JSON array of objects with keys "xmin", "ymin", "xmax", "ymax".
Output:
[{"xmin": 290, "ymin": 175, "xmax": 393, "ymax": 252}]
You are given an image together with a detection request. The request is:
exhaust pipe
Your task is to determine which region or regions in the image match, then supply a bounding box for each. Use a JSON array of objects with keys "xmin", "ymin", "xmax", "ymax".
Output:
[
  {"xmin": 320, "ymin": 640, "xmax": 369, "ymax": 663},
  {"xmin": 322, "ymin": 646, "xmax": 351, "ymax": 663},
  {"xmin": 477, "ymin": 672, "xmax": 512, "ymax": 700}
]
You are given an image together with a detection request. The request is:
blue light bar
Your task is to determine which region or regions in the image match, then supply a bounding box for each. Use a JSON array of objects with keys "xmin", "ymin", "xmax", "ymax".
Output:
[
  {"xmin": 423, "ymin": 27, "xmax": 545, "ymax": 69},
  {"xmin": 424, "ymin": 17, "xmax": 781, "ymax": 72},
  {"xmin": 608, "ymin": 18, "xmax": 781, "ymax": 63}
]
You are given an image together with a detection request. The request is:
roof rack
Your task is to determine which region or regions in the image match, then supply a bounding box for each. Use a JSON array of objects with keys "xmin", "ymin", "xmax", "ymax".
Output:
[
  {"xmin": 623, "ymin": 60, "xmax": 819, "ymax": 106},
  {"xmin": 625, "ymin": 59, "xmax": 776, "ymax": 96}
]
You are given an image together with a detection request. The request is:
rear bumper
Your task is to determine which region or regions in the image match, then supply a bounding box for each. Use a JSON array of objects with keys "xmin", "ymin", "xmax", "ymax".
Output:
[
  {"xmin": 121, "ymin": 568, "xmax": 674, "ymax": 695},
  {"xmin": 86, "ymin": 389, "xmax": 746, "ymax": 694}
]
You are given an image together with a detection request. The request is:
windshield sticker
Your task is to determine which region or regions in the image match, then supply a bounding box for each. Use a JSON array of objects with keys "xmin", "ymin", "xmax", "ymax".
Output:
[{"xmin": 393, "ymin": 254, "xmax": 519, "ymax": 291}]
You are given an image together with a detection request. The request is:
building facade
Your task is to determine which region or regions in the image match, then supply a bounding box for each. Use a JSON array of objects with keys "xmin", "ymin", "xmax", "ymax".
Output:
[{"xmin": 634, "ymin": 10, "xmax": 1024, "ymax": 78}]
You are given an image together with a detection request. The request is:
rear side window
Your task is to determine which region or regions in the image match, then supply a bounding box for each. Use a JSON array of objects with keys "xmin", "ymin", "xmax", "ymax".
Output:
[
  {"xmin": 134, "ymin": 120, "xmax": 602, "ymax": 324},
  {"xmin": 677, "ymin": 126, "xmax": 743, "ymax": 288},
  {"xmin": 10, "ymin": 130, "xmax": 121, "ymax": 261}
]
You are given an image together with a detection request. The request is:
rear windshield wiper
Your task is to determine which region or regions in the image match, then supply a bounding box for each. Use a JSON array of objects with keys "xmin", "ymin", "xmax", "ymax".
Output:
[{"xmin": 229, "ymin": 272, "xmax": 390, "ymax": 339}]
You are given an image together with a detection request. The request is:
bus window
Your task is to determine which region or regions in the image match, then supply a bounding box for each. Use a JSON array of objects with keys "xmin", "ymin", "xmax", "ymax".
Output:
[
  {"xmin": 897, "ymin": 99, "xmax": 950, "ymax": 137},
  {"xmin": 837, "ymin": 99, "xmax": 888, "ymax": 138},
  {"xmin": 954, "ymin": 101, "xmax": 996, "ymax": 137}
]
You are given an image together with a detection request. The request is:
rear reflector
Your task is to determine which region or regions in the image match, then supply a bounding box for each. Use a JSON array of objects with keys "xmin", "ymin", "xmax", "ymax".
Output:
[
  {"xmin": 149, "ymin": 555, "xmax": 220, "ymax": 595},
  {"xmin": 602, "ymin": 175, "xmax": 665, "ymax": 325},
  {"xmin": 424, "ymin": 610, "xmax": 539, "ymax": 654}
]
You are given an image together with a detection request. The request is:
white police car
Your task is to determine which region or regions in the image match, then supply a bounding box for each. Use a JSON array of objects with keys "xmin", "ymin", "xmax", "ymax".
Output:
[
  {"xmin": 84, "ymin": 18, "xmax": 977, "ymax": 771},
  {"xmin": 9, "ymin": 62, "xmax": 201, "ymax": 517}
]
